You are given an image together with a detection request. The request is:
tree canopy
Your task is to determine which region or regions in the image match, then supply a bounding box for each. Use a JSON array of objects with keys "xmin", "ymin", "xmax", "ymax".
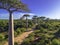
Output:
[{"xmin": 0, "ymin": 0, "xmax": 29, "ymax": 12}]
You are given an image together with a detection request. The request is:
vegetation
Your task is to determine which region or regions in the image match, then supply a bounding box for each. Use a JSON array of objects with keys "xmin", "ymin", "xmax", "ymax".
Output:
[
  {"xmin": 0, "ymin": 19, "xmax": 34, "ymax": 45},
  {"xmin": 21, "ymin": 17, "xmax": 60, "ymax": 45},
  {"xmin": 0, "ymin": 16, "xmax": 60, "ymax": 45},
  {"xmin": 0, "ymin": 0, "xmax": 29, "ymax": 44}
]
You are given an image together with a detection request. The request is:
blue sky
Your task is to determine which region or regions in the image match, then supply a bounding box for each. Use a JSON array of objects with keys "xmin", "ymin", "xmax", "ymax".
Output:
[{"xmin": 0, "ymin": 0, "xmax": 60, "ymax": 19}]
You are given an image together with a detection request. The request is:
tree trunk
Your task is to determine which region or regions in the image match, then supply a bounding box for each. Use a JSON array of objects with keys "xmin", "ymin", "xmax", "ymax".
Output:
[
  {"xmin": 35, "ymin": 19, "xmax": 37, "ymax": 25},
  {"xmin": 26, "ymin": 17, "xmax": 28, "ymax": 31},
  {"xmin": 8, "ymin": 13, "xmax": 14, "ymax": 45}
]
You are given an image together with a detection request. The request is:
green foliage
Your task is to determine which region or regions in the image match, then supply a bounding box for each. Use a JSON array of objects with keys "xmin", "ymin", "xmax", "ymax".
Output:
[
  {"xmin": 16, "ymin": 28, "xmax": 21, "ymax": 34},
  {"xmin": 4, "ymin": 34, "xmax": 8, "ymax": 39},
  {"xmin": 0, "ymin": 0, "xmax": 29, "ymax": 11},
  {"xmin": 28, "ymin": 33, "xmax": 35, "ymax": 41},
  {"xmin": 34, "ymin": 30, "xmax": 40, "ymax": 34},
  {"xmin": 51, "ymin": 39, "xmax": 60, "ymax": 45},
  {"xmin": 0, "ymin": 34, "xmax": 5, "ymax": 41},
  {"xmin": 0, "ymin": 20, "xmax": 33, "ymax": 32},
  {"xmin": 14, "ymin": 42, "xmax": 18, "ymax": 45},
  {"xmin": 0, "ymin": 20, "xmax": 8, "ymax": 32},
  {"xmin": 21, "ymin": 38, "xmax": 31, "ymax": 45},
  {"xmin": 21, "ymin": 20, "xmax": 60, "ymax": 45},
  {"xmin": 20, "ymin": 28, "xmax": 26, "ymax": 32},
  {"xmin": 14, "ymin": 31, "xmax": 18, "ymax": 37},
  {"xmin": 0, "ymin": 17, "xmax": 60, "ymax": 45},
  {"xmin": 14, "ymin": 28, "xmax": 27, "ymax": 37}
]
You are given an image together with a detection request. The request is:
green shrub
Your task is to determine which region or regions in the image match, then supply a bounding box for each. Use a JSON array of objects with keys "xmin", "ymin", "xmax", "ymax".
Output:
[
  {"xmin": 14, "ymin": 42, "xmax": 18, "ymax": 45},
  {"xmin": 36, "ymin": 40, "xmax": 46, "ymax": 45},
  {"xmin": 0, "ymin": 34, "xmax": 5, "ymax": 41},
  {"xmin": 51, "ymin": 39, "xmax": 60, "ymax": 45},
  {"xmin": 28, "ymin": 33, "xmax": 35, "ymax": 41},
  {"xmin": 4, "ymin": 34, "xmax": 8, "ymax": 39},
  {"xmin": 20, "ymin": 28, "xmax": 26, "ymax": 32},
  {"xmin": 40, "ymin": 28, "xmax": 46, "ymax": 33},
  {"xmin": 14, "ymin": 31, "xmax": 18, "ymax": 37},
  {"xmin": 34, "ymin": 30, "xmax": 40, "ymax": 34},
  {"xmin": 21, "ymin": 38, "xmax": 31, "ymax": 45},
  {"xmin": 16, "ymin": 28, "xmax": 21, "ymax": 35}
]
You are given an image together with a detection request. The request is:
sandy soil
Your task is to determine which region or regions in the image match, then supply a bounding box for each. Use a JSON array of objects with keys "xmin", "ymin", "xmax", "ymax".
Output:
[{"xmin": 4, "ymin": 30, "xmax": 33, "ymax": 45}]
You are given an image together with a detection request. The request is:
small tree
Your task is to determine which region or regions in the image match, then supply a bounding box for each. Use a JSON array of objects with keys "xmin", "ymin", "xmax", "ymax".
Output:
[
  {"xmin": 32, "ymin": 15, "xmax": 38, "ymax": 25},
  {"xmin": 23, "ymin": 14, "xmax": 30, "ymax": 31}
]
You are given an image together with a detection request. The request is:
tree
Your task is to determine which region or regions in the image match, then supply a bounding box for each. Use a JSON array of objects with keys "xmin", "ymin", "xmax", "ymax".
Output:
[
  {"xmin": 37, "ymin": 17, "xmax": 41, "ymax": 24},
  {"xmin": 0, "ymin": 0, "xmax": 29, "ymax": 45},
  {"xmin": 23, "ymin": 14, "xmax": 30, "ymax": 31},
  {"xmin": 32, "ymin": 15, "xmax": 38, "ymax": 25},
  {"xmin": 37, "ymin": 16, "xmax": 46, "ymax": 23},
  {"xmin": 39, "ymin": 16, "xmax": 46, "ymax": 20},
  {"xmin": 45, "ymin": 18, "xmax": 50, "ymax": 22}
]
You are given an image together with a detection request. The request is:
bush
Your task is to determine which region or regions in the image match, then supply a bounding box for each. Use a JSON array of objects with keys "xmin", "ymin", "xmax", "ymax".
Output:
[
  {"xmin": 4, "ymin": 34, "xmax": 8, "ymax": 39},
  {"xmin": 16, "ymin": 28, "xmax": 21, "ymax": 35},
  {"xmin": 36, "ymin": 40, "xmax": 46, "ymax": 45},
  {"xmin": 15, "ymin": 28, "xmax": 26, "ymax": 36},
  {"xmin": 14, "ymin": 31, "xmax": 18, "ymax": 37},
  {"xmin": 14, "ymin": 42, "xmax": 18, "ymax": 45},
  {"xmin": 0, "ymin": 34, "xmax": 5, "ymax": 41},
  {"xmin": 39, "ymin": 28, "xmax": 48, "ymax": 33},
  {"xmin": 34, "ymin": 30, "xmax": 40, "ymax": 34},
  {"xmin": 51, "ymin": 39, "xmax": 60, "ymax": 45},
  {"xmin": 21, "ymin": 38, "xmax": 31, "ymax": 45},
  {"xmin": 28, "ymin": 33, "xmax": 35, "ymax": 41},
  {"xmin": 20, "ymin": 28, "xmax": 26, "ymax": 32}
]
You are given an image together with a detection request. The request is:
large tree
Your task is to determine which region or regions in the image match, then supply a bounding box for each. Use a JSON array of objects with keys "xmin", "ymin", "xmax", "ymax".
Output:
[{"xmin": 0, "ymin": 0, "xmax": 29, "ymax": 45}]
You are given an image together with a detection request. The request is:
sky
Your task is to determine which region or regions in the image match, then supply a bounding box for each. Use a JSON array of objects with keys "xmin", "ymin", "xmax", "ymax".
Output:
[{"xmin": 0, "ymin": 0, "xmax": 60, "ymax": 19}]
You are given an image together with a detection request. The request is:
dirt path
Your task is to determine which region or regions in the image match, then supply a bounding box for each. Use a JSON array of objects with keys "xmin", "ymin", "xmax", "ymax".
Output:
[{"xmin": 4, "ymin": 30, "xmax": 33, "ymax": 45}]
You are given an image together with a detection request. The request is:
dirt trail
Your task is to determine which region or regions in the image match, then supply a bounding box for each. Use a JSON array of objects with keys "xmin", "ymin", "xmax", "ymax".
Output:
[{"xmin": 4, "ymin": 30, "xmax": 33, "ymax": 45}]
